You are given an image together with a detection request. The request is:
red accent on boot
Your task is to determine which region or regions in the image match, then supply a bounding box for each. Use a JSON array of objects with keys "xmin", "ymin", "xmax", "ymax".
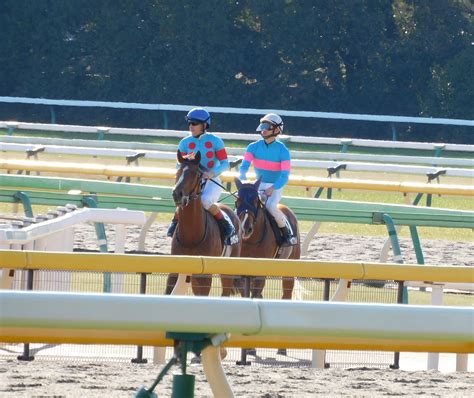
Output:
[{"xmin": 213, "ymin": 211, "xmax": 224, "ymax": 220}]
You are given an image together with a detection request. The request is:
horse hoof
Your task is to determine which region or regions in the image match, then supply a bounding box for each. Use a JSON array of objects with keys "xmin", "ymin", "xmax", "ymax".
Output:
[
  {"xmin": 277, "ymin": 348, "xmax": 287, "ymax": 356},
  {"xmin": 246, "ymin": 348, "xmax": 256, "ymax": 356},
  {"xmin": 190, "ymin": 355, "xmax": 201, "ymax": 364}
]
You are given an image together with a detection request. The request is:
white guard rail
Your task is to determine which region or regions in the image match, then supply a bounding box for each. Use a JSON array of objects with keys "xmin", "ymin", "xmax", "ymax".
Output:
[{"xmin": 0, "ymin": 208, "xmax": 147, "ymax": 292}]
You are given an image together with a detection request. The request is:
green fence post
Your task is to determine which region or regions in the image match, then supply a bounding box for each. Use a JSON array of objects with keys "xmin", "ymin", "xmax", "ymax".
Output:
[
  {"xmin": 382, "ymin": 213, "xmax": 408, "ymax": 371},
  {"xmin": 6, "ymin": 122, "xmax": 18, "ymax": 136},
  {"xmin": 314, "ymin": 187, "xmax": 325, "ymax": 198},
  {"xmin": 13, "ymin": 191, "xmax": 34, "ymax": 218},
  {"xmin": 409, "ymin": 226, "xmax": 425, "ymax": 265},
  {"xmin": 340, "ymin": 139, "xmax": 352, "ymax": 153},
  {"xmin": 49, "ymin": 106, "xmax": 56, "ymax": 124},
  {"xmin": 81, "ymin": 196, "xmax": 110, "ymax": 293},
  {"xmin": 391, "ymin": 123, "xmax": 397, "ymax": 141},
  {"xmin": 381, "ymin": 213, "xmax": 407, "ymax": 303},
  {"xmin": 433, "ymin": 143, "xmax": 445, "ymax": 159},
  {"xmin": 96, "ymin": 127, "xmax": 109, "ymax": 141}
]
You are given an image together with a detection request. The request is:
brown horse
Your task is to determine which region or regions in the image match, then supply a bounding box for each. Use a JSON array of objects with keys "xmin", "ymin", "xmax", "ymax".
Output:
[
  {"xmin": 165, "ymin": 151, "xmax": 242, "ymax": 297},
  {"xmin": 234, "ymin": 178, "xmax": 301, "ymax": 299}
]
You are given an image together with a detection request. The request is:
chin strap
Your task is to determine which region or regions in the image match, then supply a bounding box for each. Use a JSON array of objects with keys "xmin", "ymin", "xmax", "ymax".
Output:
[
  {"xmin": 260, "ymin": 125, "xmax": 282, "ymax": 140},
  {"xmin": 260, "ymin": 130, "xmax": 281, "ymax": 140},
  {"xmin": 195, "ymin": 130, "xmax": 206, "ymax": 139}
]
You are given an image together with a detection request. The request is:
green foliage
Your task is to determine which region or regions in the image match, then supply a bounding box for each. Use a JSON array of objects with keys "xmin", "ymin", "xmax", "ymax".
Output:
[{"xmin": 0, "ymin": 0, "xmax": 472, "ymax": 142}]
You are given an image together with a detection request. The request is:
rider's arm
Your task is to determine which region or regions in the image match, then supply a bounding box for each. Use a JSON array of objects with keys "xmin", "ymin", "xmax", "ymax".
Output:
[
  {"xmin": 176, "ymin": 138, "xmax": 188, "ymax": 169},
  {"xmin": 211, "ymin": 136, "xmax": 229, "ymax": 176},
  {"xmin": 239, "ymin": 143, "xmax": 255, "ymax": 181},
  {"xmin": 272, "ymin": 145, "xmax": 291, "ymax": 190}
]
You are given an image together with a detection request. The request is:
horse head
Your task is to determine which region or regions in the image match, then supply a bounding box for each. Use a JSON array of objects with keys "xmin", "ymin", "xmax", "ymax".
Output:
[
  {"xmin": 173, "ymin": 150, "xmax": 203, "ymax": 207},
  {"xmin": 234, "ymin": 177, "xmax": 262, "ymax": 239}
]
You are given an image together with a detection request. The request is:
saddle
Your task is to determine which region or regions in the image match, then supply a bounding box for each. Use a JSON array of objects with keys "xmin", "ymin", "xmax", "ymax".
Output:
[{"xmin": 264, "ymin": 208, "xmax": 297, "ymax": 248}]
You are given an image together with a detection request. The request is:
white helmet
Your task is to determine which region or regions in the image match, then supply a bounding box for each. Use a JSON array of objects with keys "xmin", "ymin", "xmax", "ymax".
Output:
[{"xmin": 256, "ymin": 113, "xmax": 284, "ymax": 133}]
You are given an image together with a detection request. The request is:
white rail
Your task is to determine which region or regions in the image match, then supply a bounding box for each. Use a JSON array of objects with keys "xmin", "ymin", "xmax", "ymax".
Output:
[
  {"xmin": 2, "ymin": 141, "xmax": 473, "ymax": 168},
  {"xmin": 1, "ymin": 96, "xmax": 473, "ymax": 126},
  {"xmin": 0, "ymin": 208, "xmax": 147, "ymax": 292},
  {"xmin": 1, "ymin": 120, "xmax": 474, "ymax": 152},
  {"xmin": 2, "ymin": 291, "xmax": 473, "ymax": 353}
]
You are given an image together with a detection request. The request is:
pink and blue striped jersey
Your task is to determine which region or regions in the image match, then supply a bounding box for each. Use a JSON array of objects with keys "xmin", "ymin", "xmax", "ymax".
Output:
[
  {"xmin": 239, "ymin": 139, "xmax": 291, "ymax": 190},
  {"xmin": 178, "ymin": 133, "xmax": 229, "ymax": 176}
]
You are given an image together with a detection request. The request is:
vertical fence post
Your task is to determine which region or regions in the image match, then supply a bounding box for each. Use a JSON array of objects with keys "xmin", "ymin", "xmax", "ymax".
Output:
[
  {"xmin": 236, "ymin": 276, "xmax": 252, "ymax": 366},
  {"xmin": 132, "ymin": 272, "xmax": 149, "ymax": 364},
  {"xmin": 18, "ymin": 269, "xmax": 35, "ymax": 361}
]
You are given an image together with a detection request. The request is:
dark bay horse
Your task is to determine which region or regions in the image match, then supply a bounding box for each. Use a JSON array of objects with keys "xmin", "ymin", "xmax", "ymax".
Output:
[
  {"xmin": 165, "ymin": 151, "xmax": 242, "ymax": 297},
  {"xmin": 234, "ymin": 178, "xmax": 301, "ymax": 299}
]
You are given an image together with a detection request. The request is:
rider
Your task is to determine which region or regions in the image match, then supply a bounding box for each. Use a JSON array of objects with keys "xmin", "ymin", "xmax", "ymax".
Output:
[
  {"xmin": 239, "ymin": 113, "xmax": 294, "ymax": 245},
  {"xmin": 167, "ymin": 107, "xmax": 234, "ymax": 239}
]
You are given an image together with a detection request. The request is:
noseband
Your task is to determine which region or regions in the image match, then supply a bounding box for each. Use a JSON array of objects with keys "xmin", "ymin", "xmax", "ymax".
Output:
[
  {"xmin": 236, "ymin": 187, "xmax": 262, "ymax": 225},
  {"xmin": 173, "ymin": 166, "xmax": 205, "ymax": 206}
]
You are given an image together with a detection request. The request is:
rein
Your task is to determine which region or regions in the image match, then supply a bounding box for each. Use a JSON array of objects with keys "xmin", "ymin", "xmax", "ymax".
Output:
[{"xmin": 237, "ymin": 187, "xmax": 267, "ymax": 245}]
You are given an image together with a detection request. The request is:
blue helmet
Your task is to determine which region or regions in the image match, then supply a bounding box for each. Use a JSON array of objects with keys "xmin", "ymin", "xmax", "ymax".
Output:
[{"xmin": 185, "ymin": 108, "xmax": 211, "ymax": 129}]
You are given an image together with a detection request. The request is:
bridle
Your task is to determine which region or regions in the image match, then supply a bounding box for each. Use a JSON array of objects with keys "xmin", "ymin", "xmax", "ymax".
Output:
[
  {"xmin": 173, "ymin": 165, "xmax": 205, "ymax": 207},
  {"xmin": 236, "ymin": 187, "xmax": 263, "ymax": 228}
]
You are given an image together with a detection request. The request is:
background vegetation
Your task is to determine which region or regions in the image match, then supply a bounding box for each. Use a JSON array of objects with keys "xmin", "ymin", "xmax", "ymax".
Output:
[{"xmin": 0, "ymin": 1, "xmax": 472, "ymax": 142}]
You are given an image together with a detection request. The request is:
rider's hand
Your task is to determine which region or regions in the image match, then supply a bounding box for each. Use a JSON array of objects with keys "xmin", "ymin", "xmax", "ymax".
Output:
[
  {"xmin": 202, "ymin": 171, "xmax": 215, "ymax": 179},
  {"xmin": 264, "ymin": 186, "xmax": 275, "ymax": 197}
]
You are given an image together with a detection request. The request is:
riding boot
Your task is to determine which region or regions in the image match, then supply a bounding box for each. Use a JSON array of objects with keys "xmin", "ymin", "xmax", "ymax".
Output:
[
  {"xmin": 166, "ymin": 218, "xmax": 178, "ymax": 237},
  {"xmin": 280, "ymin": 225, "xmax": 295, "ymax": 245},
  {"xmin": 216, "ymin": 216, "xmax": 234, "ymax": 239}
]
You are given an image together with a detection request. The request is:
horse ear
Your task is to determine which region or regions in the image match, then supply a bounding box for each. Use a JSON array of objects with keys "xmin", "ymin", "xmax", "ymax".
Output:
[
  {"xmin": 254, "ymin": 176, "xmax": 262, "ymax": 190},
  {"xmin": 177, "ymin": 150, "xmax": 184, "ymax": 164},
  {"xmin": 234, "ymin": 178, "xmax": 243, "ymax": 190},
  {"xmin": 194, "ymin": 151, "xmax": 202, "ymax": 164}
]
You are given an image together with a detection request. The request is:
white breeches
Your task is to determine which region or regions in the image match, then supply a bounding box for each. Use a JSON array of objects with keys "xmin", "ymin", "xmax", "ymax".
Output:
[
  {"xmin": 259, "ymin": 182, "xmax": 286, "ymax": 228},
  {"xmin": 201, "ymin": 177, "xmax": 223, "ymax": 210}
]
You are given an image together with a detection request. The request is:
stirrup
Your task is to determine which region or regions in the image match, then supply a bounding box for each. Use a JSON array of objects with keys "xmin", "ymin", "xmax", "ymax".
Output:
[
  {"xmin": 280, "ymin": 226, "xmax": 296, "ymax": 246},
  {"xmin": 217, "ymin": 218, "xmax": 234, "ymax": 239}
]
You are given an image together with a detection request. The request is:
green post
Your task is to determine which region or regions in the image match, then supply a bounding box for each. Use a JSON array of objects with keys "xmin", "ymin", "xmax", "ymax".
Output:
[
  {"xmin": 13, "ymin": 191, "xmax": 34, "ymax": 218},
  {"xmin": 382, "ymin": 214, "xmax": 408, "ymax": 304},
  {"xmin": 135, "ymin": 332, "xmax": 220, "ymax": 398},
  {"xmin": 391, "ymin": 123, "xmax": 397, "ymax": 141},
  {"xmin": 172, "ymin": 375, "xmax": 195, "ymax": 398},
  {"xmin": 409, "ymin": 226, "xmax": 424, "ymax": 265},
  {"xmin": 50, "ymin": 106, "xmax": 56, "ymax": 124},
  {"xmin": 314, "ymin": 187, "xmax": 325, "ymax": 198},
  {"xmin": 433, "ymin": 143, "xmax": 445, "ymax": 159},
  {"xmin": 96, "ymin": 127, "xmax": 109, "ymax": 140},
  {"xmin": 6, "ymin": 122, "xmax": 18, "ymax": 136},
  {"xmin": 340, "ymin": 139, "xmax": 352, "ymax": 153},
  {"xmin": 81, "ymin": 196, "xmax": 110, "ymax": 292}
]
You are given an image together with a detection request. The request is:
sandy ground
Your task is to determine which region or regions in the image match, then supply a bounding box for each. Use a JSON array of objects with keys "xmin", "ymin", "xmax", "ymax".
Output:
[
  {"xmin": 0, "ymin": 359, "xmax": 473, "ymax": 397},
  {"xmin": 1, "ymin": 222, "xmax": 473, "ymax": 397}
]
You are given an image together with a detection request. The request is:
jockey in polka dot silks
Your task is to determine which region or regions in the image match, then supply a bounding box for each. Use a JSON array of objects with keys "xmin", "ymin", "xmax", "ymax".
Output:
[
  {"xmin": 239, "ymin": 113, "xmax": 294, "ymax": 245},
  {"xmin": 166, "ymin": 107, "xmax": 234, "ymax": 239}
]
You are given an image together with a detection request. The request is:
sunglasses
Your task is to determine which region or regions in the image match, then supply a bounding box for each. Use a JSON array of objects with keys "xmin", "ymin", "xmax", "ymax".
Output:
[
  {"xmin": 256, "ymin": 122, "xmax": 275, "ymax": 132},
  {"xmin": 188, "ymin": 121, "xmax": 202, "ymax": 126}
]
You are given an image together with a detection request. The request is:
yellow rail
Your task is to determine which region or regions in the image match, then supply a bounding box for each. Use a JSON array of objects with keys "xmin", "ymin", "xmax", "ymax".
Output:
[
  {"xmin": 1, "ymin": 158, "xmax": 472, "ymax": 196},
  {"xmin": 1, "ymin": 251, "xmax": 473, "ymax": 284}
]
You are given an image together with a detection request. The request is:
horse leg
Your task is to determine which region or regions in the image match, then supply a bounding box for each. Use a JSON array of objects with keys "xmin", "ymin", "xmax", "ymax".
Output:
[
  {"xmin": 191, "ymin": 274, "xmax": 212, "ymax": 297},
  {"xmin": 221, "ymin": 275, "xmax": 242, "ymax": 297},
  {"xmin": 165, "ymin": 273, "xmax": 178, "ymax": 295},
  {"xmin": 250, "ymin": 276, "xmax": 265, "ymax": 299},
  {"xmin": 282, "ymin": 277, "xmax": 294, "ymax": 300}
]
